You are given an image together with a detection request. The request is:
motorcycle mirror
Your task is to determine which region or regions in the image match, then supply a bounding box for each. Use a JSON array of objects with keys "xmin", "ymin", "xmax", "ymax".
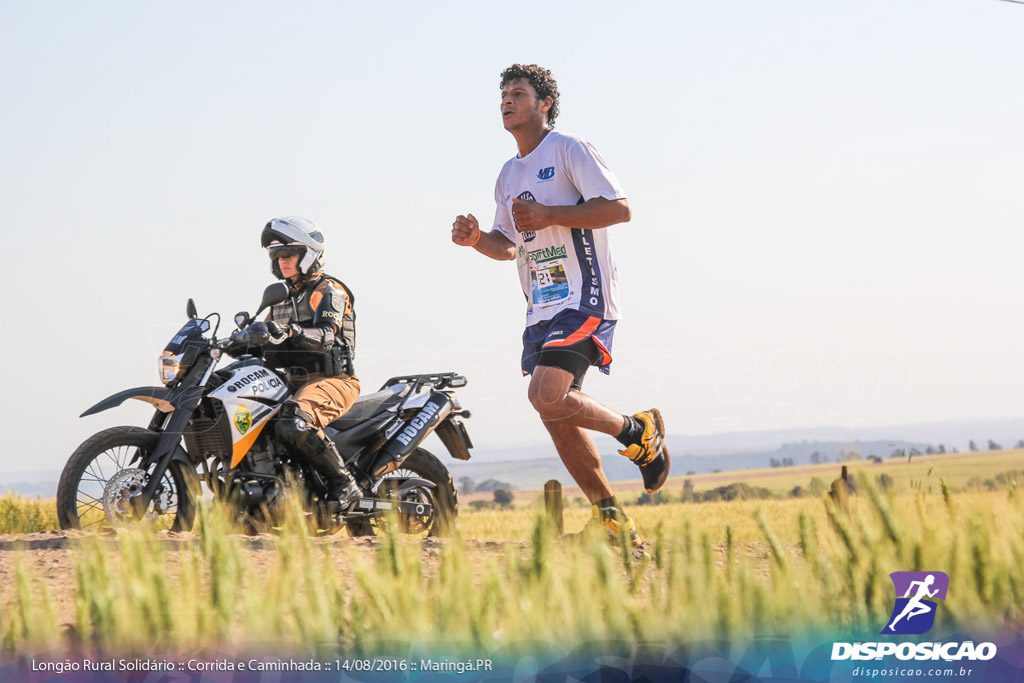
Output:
[
  {"xmin": 234, "ymin": 311, "xmax": 250, "ymax": 329},
  {"xmin": 255, "ymin": 282, "xmax": 290, "ymax": 316},
  {"xmin": 186, "ymin": 299, "xmax": 198, "ymax": 319}
]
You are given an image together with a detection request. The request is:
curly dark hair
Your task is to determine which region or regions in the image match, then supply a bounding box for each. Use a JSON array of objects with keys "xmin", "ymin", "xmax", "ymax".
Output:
[{"xmin": 500, "ymin": 64, "xmax": 560, "ymax": 127}]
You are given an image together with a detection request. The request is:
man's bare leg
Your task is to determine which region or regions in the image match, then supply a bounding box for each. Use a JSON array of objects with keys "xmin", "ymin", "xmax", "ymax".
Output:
[
  {"xmin": 528, "ymin": 365, "xmax": 625, "ymax": 436},
  {"xmin": 543, "ymin": 418, "xmax": 613, "ymax": 502},
  {"xmin": 529, "ymin": 364, "xmax": 651, "ymax": 547},
  {"xmin": 529, "ymin": 362, "xmax": 670, "ymax": 500},
  {"xmin": 528, "ymin": 365, "xmax": 622, "ymax": 502}
]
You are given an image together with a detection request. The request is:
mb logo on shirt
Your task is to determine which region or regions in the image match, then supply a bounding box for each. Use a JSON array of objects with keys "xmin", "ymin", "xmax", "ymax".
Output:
[{"xmin": 537, "ymin": 166, "xmax": 555, "ymax": 180}]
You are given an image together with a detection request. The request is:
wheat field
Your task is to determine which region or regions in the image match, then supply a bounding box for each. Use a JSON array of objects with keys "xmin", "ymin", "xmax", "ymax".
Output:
[{"xmin": 1, "ymin": 471, "xmax": 1021, "ymax": 662}]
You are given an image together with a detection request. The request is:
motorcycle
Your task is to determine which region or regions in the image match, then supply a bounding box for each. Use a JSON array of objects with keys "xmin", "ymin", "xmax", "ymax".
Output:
[{"xmin": 56, "ymin": 283, "xmax": 474, "ymax": 536}]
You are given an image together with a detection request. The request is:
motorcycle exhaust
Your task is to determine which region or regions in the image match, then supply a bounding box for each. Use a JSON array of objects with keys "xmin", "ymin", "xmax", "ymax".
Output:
[{"xmin": 370, "ymin": 392, "xmax": 452, "ymax": 476}]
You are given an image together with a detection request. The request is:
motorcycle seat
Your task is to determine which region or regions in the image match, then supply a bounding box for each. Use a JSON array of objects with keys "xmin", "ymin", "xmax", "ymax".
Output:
[{"xmin": 329, "ymin": 384, "xmax": 410, "ymax": 431}]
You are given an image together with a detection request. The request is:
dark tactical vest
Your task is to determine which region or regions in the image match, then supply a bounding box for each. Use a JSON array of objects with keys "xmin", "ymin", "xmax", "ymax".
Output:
[{"xmin": 264, "ymin": 273, "xmax": 356, "ymax": 379}]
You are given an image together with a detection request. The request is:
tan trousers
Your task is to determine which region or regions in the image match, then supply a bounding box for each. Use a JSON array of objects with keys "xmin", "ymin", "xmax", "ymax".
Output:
[{"xmin": 290, "ymin": 374, "xmax": 361, "ymax": 430}]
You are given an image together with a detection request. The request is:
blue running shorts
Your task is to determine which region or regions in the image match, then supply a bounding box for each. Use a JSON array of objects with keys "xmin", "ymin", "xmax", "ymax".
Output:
[{"xmin": 521, "ymin": 309, "xmax": 616, "ymax": 378}]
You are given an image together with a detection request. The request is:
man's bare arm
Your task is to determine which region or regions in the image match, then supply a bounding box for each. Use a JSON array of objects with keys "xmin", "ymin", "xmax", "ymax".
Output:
[
  {"xmin": 510, "ymin": 196, "xmax": 630, "ymax": 233},
  {"xmin": 451, "ymin": 213, "xmax": 515, "ymax": 260}
]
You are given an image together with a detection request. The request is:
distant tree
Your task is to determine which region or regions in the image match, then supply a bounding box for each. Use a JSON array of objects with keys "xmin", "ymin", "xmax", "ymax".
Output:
[
  {"xmin": 791, "ymin": 485, "xmax": 805, "ymax": 498},
  {"xmin": 1015, "ymin": 440, "xmax": 1024, "ymax": 449},
  {"xmin": 783, "ymin": 457, "xmax": 795, "ymax": 467},
  {"xmin": 890, "ymin": 449, "xmax": 906, "ymax": 459},
  {"xmin": 937, "ymin": 444, "xmax": 946, "ymax": 454},
  {"xmin": 810, "ymin": 451, "xmax": 822, "ymax": 465},
  {"xmin": 681, "ymin": 478, "xmax": 695, "ymax": 503},
  {"xmin": 868, "ymin": 455, "xmax": 883, "ymax": 464},
  {"xmin": 769, "ymin": 457, "xmax": 781, "ymax": 468},
  {"xmin": 692, "ymin": 482, "xmax": 773, "ymax": 503},
  {"xmin": 844, "ymin": 450, "xmax": 863, "ymax": 461},
  {"xmin": 988, "ymin": 440, "xmax": 1002, "ymax": 451},
  {"xmin": 951, "ymin": 448, "xmax": 959, "ymax": 454},
  {"xmin": 636, "ymin": 491, "xmax": 671, "ymax": 506},
  {"xmin": 876, "ymin": 473, "xmax": 894, "ymax": 493},
  {"xmin": 809, "ymin": 477, "xmax": 826, "ymax": 496},
  {"xmin": 969, "ymin": 440, "xmax": 978, "ymax": 452},
  {"xmin": 458, "ymin": 477, "xmax": 477, "ymax": 494},
  {"xmin": 925, "ymin": 446, "xmax": 935, "ymax": 455},
  {"xmin": 492, "ymin": 489, "xmax": 514, "ymax": 508},
  {"xmin": 476, "ymin": 479, "xmax": 515, "ymax": 492}
]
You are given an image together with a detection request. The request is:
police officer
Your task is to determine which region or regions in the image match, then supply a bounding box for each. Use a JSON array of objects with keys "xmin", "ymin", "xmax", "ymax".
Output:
[{"xmin": 258, "ymin": 216, "xmax": 362, "ymax": 510}]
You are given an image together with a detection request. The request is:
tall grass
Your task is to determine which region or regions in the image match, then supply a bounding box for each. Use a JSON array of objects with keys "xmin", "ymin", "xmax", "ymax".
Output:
[
  {"xmin": 0, "ymin": 494, "xmax": 58, "ymax": 534},
  {"xmin": 1, "ymin": 480, "xmax": 1022, "ymax": 657}
]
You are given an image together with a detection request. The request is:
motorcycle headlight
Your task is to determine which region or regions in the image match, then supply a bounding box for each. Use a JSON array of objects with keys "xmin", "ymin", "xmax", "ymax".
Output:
[{"xmin": 158, "ymin": 351, "xmax": 181, "ymax": 386}]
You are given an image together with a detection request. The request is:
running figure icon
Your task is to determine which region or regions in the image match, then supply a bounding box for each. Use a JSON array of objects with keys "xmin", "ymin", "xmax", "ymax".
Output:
[{"xmin": 888, "ymin": 574, "xmax": 939, "ymax": 631}]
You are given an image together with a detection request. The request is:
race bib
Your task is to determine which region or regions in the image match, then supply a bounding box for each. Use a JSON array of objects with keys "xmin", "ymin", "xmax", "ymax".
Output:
[{"xmin": 529, "ymin": 258, "xmax": 570, "ymax": 307}]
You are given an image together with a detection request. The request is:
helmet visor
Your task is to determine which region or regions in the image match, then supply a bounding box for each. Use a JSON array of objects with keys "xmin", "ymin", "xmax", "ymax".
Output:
[{"xmin": 267, "ymin": 245, "xmax": 304, "ymax": 260}]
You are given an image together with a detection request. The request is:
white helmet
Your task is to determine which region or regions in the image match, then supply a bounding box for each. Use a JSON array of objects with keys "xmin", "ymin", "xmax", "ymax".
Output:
[{"xmin": 261, "ymin": 216, "xmax": 326, "ymax": 279}]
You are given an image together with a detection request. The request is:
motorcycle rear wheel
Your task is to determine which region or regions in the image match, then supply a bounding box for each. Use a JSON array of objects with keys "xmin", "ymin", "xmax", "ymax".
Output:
[
  {"xmin": 346, "ymin": 447, "xmax": 458, "ymax": 538},
  {"xmin": 57, "ymin": 426, "xmax": 197, "ymax": 532}
]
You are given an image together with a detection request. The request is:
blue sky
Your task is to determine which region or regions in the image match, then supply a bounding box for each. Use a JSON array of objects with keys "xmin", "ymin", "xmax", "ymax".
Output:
[{"xmin": 1, "ymin": 0, "xmax": 1021, "ymax": 475}]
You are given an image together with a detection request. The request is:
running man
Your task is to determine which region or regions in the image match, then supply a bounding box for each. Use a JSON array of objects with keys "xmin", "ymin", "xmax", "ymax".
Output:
[
  {"xmin": 888, "ymin": 574, "xmax": 939, "ymax": 631},
  {"xmin": 450, "ymin": 64, "xmax": 669, "ymax": 546}
]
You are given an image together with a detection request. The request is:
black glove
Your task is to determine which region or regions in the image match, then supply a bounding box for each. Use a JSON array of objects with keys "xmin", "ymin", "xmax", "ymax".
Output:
[
  {"xmin": 241, "ymin": 321, "xmax": 271, "ymax": 346},
  {"xmin": 265, "ymin": 321, "xmax": 289, "ymax": 344}
]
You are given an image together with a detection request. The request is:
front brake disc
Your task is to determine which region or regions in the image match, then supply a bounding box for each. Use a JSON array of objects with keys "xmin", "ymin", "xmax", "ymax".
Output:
[{"xmin": 102, "ymin": 468, "xmax": 158, "ymax": 525}]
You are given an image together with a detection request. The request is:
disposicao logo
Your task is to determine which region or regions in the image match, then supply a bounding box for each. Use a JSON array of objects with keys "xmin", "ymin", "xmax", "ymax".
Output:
[
  {"xmin": 831, "ymin": 570, "xmax": 997, "ymax": 662},
  {"xmin": 882, "ymin": 571, "xmax": 948, "ymax": 635}
]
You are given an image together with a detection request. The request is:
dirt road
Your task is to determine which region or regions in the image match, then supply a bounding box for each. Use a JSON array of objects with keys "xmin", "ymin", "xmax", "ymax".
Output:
[{"xmin": 0, "ymin": 530, "xmax": 780, "ymax": 630}]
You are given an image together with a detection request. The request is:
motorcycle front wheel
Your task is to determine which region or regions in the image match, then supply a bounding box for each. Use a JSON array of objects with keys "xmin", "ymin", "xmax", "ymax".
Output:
[
  {"xmin": 346, "ymin": 447, "xmax": 458, "ymax": 538},
  {"xmin": 57, "ymin": 426, "xmax": 197, "ymax": 532}
]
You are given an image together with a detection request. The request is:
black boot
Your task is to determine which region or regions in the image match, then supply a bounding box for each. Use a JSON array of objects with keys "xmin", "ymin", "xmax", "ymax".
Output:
[
  {"xmin": 276, "ymin": 404, "xmax": 362, "ymax": 511},
  {"xmin": 301, "ymin": 428, "xmax": 362, "ymax": 512}
]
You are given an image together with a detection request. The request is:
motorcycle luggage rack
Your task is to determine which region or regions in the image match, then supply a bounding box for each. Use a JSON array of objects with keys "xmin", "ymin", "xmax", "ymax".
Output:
[{"xmin": 380, "ymin": 372, "xmax": 466, "ymax": 392}]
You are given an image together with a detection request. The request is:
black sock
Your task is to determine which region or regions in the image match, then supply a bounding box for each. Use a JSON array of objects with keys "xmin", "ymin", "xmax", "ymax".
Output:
[
  {"xmin": 594, "ymin": 497, "xmax": 625, "ymax": 522},
  {"xmin": 615, "ymin": 415, "xmax": 643, "ymax": 447}
]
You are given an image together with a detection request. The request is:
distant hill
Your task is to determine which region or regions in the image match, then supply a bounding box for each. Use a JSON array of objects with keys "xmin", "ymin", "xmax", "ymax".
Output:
[
  {"xmin": 3, "ymin": 417, "xmax": 1021, "ymax": 497},
  {"xmin": 447, "ymin": 416, "xmax": 1024, "ymax": 491},
  {"xmin": 447, "ymin": 437, "xmax": 932, "ymax": 491},
  {"xmin": 453, "ymin": 417, "xmax": 1024, "ymax": 463},
  {"xmin": 1, "ymin": 479, "xmax": 57, "ymax": 497}
]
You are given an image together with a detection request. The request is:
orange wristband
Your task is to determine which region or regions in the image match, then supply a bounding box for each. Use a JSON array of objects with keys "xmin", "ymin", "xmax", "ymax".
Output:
[{"xmin": 467, "ymin": 231, "xmax": 481, "ymax": 247}]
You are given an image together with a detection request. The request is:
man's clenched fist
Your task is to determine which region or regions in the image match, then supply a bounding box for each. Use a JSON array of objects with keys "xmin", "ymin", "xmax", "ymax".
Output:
[{"xmin": 452, "ymin": 213, "xmax": 481, "ymax": 247}]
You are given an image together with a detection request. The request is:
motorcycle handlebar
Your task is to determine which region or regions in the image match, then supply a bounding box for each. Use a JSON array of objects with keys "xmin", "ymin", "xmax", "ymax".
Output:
[{"xmin": 218, "ymin": 322, "xmax": 288, "ymax": 350}]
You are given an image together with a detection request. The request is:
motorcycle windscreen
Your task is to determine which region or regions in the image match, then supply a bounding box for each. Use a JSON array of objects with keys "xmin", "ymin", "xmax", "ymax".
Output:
[
  {"xmin": 164, "ymin": 318, "xmax": 210, "ymax": 355},
  {"xmin": 207, "ymin": 365, "xmax": 291, "ymax": 467}
]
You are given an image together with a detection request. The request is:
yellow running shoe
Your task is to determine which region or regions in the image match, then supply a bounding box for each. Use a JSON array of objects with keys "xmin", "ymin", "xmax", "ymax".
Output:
[
  {"xmin": 571, "ymin": 505, "xmax": 643, "ymax": 548},
  {"xmin": 617, "ymin": 408, "xmax": 670, "ymax": 493}
]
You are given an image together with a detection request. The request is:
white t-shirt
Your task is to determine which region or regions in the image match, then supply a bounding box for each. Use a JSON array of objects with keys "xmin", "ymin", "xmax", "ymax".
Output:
[{"xmin": 492, "ymin": 130, "xmax": 626, "ymax": 327}]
